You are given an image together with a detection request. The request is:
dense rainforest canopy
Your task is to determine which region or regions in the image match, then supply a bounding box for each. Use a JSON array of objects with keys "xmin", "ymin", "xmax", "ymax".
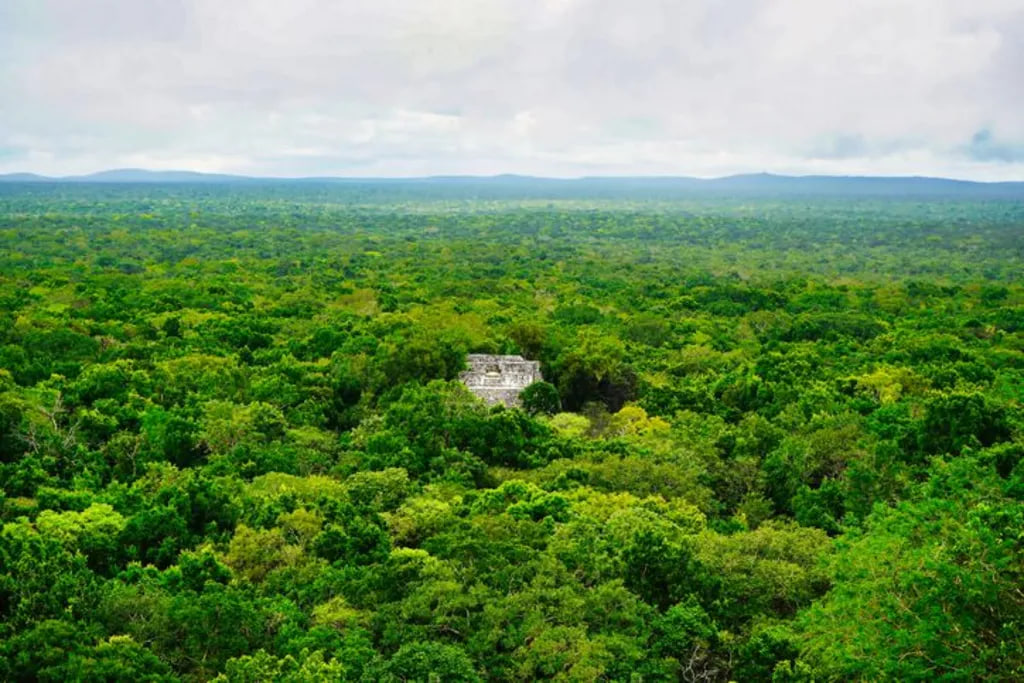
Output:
[{"xmin": 0, "ymin": 181, "xmax": 1021, "ymax": 681}]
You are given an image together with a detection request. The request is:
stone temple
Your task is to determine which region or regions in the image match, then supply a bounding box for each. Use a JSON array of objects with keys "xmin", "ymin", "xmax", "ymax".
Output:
[{"xmin": 460, "ymin": 354, "xmax": 543, "ymax": 407}]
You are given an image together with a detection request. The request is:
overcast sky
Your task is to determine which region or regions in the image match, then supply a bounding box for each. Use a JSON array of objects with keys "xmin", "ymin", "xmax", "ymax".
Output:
[{"xmin": 1, "ymin": 0, "xmax": 1023, "ymax": 179}]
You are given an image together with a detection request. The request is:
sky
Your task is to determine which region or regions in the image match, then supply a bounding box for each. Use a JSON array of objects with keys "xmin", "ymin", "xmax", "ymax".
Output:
[{"xmin": 1, "ymin": 0, "xmax": 1023, "ymax": 179}]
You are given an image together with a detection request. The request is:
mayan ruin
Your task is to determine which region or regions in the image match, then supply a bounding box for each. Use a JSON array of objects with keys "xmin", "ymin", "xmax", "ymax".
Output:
[{"xmin": 459, "ymin": 354, "xmax": 543, "ymax": 407}]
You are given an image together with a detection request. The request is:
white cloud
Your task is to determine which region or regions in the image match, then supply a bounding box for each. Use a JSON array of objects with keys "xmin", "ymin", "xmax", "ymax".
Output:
[{"xmin": 1, "ymin": 0, "xmax": 1022, "ymax": 178}]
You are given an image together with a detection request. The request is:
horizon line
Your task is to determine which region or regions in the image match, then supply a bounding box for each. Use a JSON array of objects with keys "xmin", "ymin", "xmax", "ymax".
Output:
[{"xmin": 2, "ymin": 167, "xmax": 1024, "ymax": 185}]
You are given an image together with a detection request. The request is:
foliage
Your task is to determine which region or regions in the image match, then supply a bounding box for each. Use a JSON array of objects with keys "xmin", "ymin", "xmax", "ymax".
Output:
[{"xmin": 0, "ymin": 182, "xmax": 1021, "ymax": 680}]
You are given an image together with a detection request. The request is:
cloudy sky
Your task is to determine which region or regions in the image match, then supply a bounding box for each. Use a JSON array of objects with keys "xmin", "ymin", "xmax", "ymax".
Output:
[{"xmin": 1, "ymin": 0, "xmax": 1023, "ymax": 179}]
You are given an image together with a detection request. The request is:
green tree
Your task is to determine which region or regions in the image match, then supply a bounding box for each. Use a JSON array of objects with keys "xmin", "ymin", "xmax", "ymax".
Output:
[{"xmin": 520, "ymin": 381, "xmax": 562, "ymax": 416}]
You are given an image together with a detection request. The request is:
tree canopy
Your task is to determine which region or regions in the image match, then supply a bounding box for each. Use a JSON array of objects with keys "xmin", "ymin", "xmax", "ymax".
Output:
[{"xmin": 0, "ymin": 181, "xmax": 1021, "ymax": 680}]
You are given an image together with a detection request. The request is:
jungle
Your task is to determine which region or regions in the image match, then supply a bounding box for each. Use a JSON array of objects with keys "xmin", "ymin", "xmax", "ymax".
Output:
[{"xmin": 0, "ymin": 180, "xmax": 1022, "ymax": 681}]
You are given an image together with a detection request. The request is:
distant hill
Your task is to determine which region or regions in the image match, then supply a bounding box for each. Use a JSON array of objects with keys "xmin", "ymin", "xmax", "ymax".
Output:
[
  {"xmin": 701, "ymin": 172, "xmax": 1017, "ymax": 196},
  {"xmin": 0, "ymin": 168, "xmax": 255, "ymax": 183},
  {"xmin": 0, "ymin": 172, "xmax": 51, "ymax": 182},
  {"xmin": 70, "ymin": 168, "xmax": 253, "ymax": 183},
  {"xmin": 1, "ymin": 169, "xmax": 1022, "ymax": 197}
]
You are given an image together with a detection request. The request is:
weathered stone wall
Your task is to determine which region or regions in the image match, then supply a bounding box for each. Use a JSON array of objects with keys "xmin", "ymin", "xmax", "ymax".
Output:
[{"xmin": 460, "ymin": 354, "xmax": 543, "ymax": 407}]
